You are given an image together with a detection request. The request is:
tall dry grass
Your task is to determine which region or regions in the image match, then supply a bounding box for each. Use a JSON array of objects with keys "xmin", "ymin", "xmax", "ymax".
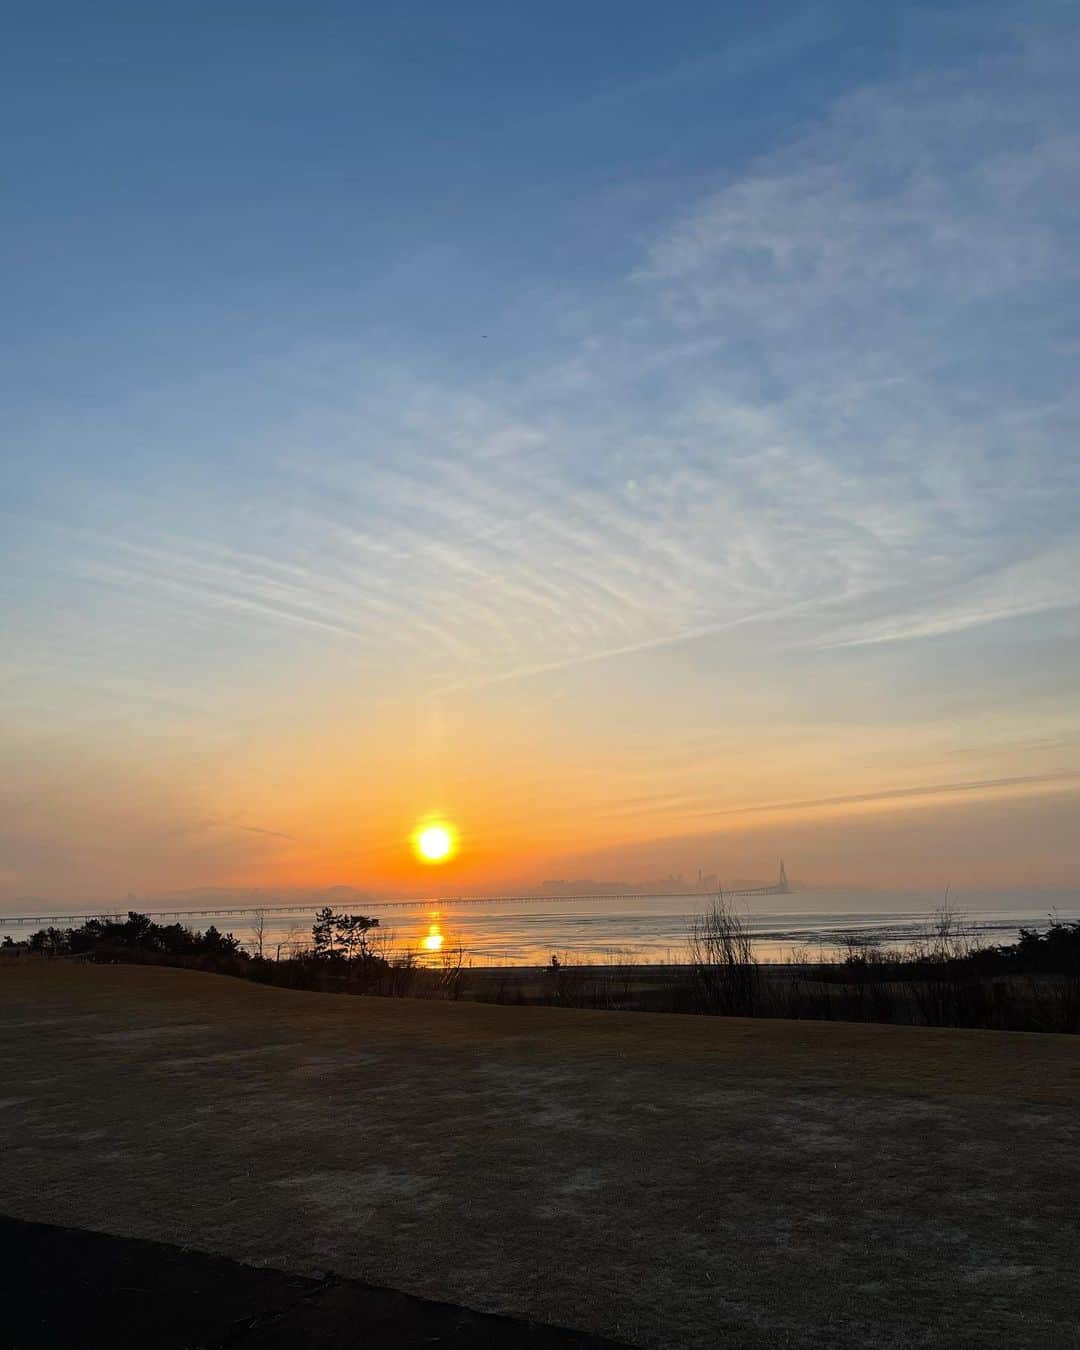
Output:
[{"xmin": 688, "ymin": 895, "xmax": 761, "ymax": 1016}]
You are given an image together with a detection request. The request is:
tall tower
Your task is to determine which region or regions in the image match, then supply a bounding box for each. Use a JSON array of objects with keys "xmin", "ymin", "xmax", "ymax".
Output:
[{"xmin": 778, "ymin": 859, "xmax": 789, "ymax": 893}]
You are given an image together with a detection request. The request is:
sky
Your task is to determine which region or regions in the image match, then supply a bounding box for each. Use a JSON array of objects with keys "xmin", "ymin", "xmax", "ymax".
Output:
[{"xmin": 3, "ymin": 1, "xmax": 1079, "ymax": 903}]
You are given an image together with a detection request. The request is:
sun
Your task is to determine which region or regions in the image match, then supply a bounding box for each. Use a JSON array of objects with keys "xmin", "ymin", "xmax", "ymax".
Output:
[{"xmin": 413, "ymin": 821, "xmax": 456, "ymax": 864}]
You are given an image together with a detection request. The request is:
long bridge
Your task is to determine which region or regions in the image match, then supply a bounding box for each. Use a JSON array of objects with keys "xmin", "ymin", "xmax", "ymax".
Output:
[{"xmin": 0, "ymin": 862, "xmax": 790, "ymax": 929}]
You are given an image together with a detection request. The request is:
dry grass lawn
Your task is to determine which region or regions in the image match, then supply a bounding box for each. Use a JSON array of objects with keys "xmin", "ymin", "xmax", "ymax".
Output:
[{"xmin": 2, "ymin": 962, "xmax": 1079, "ymax": 1348}]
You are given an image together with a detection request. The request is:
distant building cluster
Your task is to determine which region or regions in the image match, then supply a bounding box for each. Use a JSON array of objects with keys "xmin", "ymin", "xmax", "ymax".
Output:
[
  {"xmin": 541, "ymin": 872, "xmax": 722, "ymax": 896},
  {"xmin": 540, "ymin": 862, "xmax": 790, "ymax": 897}
]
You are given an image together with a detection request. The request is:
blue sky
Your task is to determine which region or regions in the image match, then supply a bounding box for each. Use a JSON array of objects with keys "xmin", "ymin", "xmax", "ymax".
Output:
[{"xmin": 3, "ymin": 2, "xmax": 1079, "ymax": 899}]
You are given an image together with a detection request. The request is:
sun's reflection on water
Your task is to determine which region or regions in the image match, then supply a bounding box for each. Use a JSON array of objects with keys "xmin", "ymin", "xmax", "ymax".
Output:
[{"xmin": 420, "ymin": 913, "xmax": 444, "ymax": 953}]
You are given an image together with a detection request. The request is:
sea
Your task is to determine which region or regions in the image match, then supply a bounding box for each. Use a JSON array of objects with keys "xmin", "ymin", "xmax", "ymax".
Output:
[{"xmin": 3, "ymin": 888, "xmax": 1078, "ymax": 967}]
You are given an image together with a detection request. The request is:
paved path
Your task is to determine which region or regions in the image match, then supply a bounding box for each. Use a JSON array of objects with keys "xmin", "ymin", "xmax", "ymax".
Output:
[
  {"xmin": 2, "ymin": 964, "xmax": 1079, "ymax": 1347},
  {"xmin": 0, "ymin": 1215, "xmax": 629, "ymax": 1349}
]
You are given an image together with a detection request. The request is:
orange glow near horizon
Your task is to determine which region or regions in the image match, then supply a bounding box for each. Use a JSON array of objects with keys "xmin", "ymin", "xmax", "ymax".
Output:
[{"xmin": 63, "ymin": 696, "xmax": 1080, "ymax": 901}]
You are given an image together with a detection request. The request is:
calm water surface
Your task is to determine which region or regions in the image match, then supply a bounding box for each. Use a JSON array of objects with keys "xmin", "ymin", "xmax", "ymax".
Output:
[
  {"xmin": 147, "ymin": 891, "xmax": 1080, "ymax": 966},
  {"xmin": 8, "ymin": 888, "xmax": 1069, "ymax": 966}
]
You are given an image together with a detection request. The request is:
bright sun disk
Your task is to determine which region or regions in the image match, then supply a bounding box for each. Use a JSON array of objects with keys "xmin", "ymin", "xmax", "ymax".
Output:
[{"xmin": 414, "ymin": 822, "xmax": 455, "ymax": 863}]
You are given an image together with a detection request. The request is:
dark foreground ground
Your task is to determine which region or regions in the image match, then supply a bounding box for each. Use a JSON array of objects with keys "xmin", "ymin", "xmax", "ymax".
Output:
[
  {"xmin": 2, "ymin": 963, "xmax": 1079, "ymax": 1348},
  {"xmin": 0, "ymin": 1215, "xmax": 628, "ymax": 1349}
]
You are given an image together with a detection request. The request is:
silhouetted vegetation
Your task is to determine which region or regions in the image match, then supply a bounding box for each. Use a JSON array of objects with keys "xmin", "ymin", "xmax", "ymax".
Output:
[
  {"xmin": 797, "ymin": 911, "xmax": 1080, "ymax": 1033},
  {"xmin": 11, "ymin": 902, "xmax": 1079, "ymax": 1032},
  {"xmin": 23, "ymin": 911, "xmax": 244, "ymax": 962},
  {"xmin": 311, "ymin": 905, "xmax": 380, "ymax": 960},
  {"xmin": 11, "ymin": 908, "xmax": 471, "ymax": 1001},
  {"xmin": 471, "ymin": 904, "xmax": 1080, "ymax": 1033},
  {"xmin": 688, "ymin": 897, "xmax": 760, "ymax": 1016}
]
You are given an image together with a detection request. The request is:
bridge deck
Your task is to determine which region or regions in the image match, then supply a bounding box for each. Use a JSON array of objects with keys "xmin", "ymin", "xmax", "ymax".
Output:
[{"xmin": 0, "ymin": 885, "xmax": 789, "ymax": 928}]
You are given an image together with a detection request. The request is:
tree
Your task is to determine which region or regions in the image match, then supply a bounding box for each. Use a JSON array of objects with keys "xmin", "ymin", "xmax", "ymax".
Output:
[
  {"xmin": 335, "ymin": 913, "xmax": 380, "ymax": 961},
  {"xmin": 250, "ymin": 909, "xmax": 267, "ymax": 960},
  {"xmin": 200, "ymin": 925, "xmax": 241, "ymax": 956},
  {"xmin": 312, "ymin": 908, "xmax": 380, "ymax": 960},
  {"xmin": 28, "ymin": 926, "xmax": 71, "ymax": 957},
  {"xmin": 312, "ymin": 906, "xmax": 336, "ymax": 958}
]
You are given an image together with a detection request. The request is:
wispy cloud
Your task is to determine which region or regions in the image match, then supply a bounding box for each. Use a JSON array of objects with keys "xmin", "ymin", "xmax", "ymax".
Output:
[
  {"xmin": 157, "ymin": 816, "xmax": 296, "ymax": 845},
  {"xmin": 693, "ymin": 772, "xmax": 1080, "ymax": 821},
  {"xmin": 13, "ymin": 18, "xmax": 1080, "ymax": 695},
  {"xmin": 235, "ymin": 823, "xmax": 296, "ymax": 841},
  {"xmin": 627, "ymin": 24, "xmax": 1080, "ymax": 655},
  {"xmin": 7, "ymin": 9, "xmax": 1079, "ymax": 902},
  {"xmin": 810, "ymin": 544, "xmax": 1080, "ymax": 649}
]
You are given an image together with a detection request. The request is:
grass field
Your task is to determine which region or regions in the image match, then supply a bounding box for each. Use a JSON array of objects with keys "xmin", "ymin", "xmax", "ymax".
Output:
[{"xmin": 2, "ymin": 963, "xmax": 1079, "ymax": 1348}]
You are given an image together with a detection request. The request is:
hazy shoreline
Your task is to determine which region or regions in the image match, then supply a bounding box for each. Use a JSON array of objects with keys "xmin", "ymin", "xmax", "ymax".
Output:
[{"xmin": 5, "ymin": 891, "xmax": 1078, "ymax": 969}]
